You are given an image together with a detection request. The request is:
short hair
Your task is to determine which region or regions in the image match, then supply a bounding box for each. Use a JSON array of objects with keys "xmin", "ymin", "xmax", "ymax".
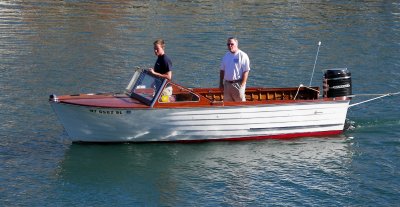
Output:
[
  {"xmin": 153, "ymin": 39, "xmax": 165, "ymax": 48},
  {"xmin": 227, "ymin": 37, "xmax": 238, "ymax": 44}
]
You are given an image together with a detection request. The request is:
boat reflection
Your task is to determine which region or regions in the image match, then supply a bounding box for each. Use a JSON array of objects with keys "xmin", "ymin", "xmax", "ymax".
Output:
[{"xmin": 58, "ymin": 136, "xmax": 354, "ymax": 205}]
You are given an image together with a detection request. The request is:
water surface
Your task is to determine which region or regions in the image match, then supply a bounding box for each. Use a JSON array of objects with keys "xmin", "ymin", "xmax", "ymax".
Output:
[{"xmin": 1, "ymin": 0, "xmax": 399, "ymax": 206}]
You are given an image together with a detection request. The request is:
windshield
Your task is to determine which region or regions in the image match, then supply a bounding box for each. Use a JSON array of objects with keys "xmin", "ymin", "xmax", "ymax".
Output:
[{"xmin": 127, "ymin": 69, "xmax": 166, "ymax": 106}]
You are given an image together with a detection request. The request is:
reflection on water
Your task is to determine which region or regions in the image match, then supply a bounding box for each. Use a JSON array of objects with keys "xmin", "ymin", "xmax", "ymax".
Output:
[{"xmin": 59, "ymin": 137, "xmax": 354, "ymax": 205}]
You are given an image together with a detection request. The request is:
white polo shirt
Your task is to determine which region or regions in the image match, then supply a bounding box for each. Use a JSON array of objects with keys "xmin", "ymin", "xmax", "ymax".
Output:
[{"xmin": 220, "ymin": 49, "xmax": 250, "ymax": 81}]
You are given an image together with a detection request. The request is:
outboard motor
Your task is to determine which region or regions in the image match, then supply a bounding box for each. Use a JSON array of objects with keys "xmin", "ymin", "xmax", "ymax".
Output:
[{"xmin": 323, "ymin": 68, "xmax": 352, "ymax": 98}]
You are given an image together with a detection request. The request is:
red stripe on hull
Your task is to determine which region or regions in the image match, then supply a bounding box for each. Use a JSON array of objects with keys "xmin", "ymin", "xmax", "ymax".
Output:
[
  {"xmin": 175, "ymin": 130, "xmax": 344, "ymax": 143},
  {"xmin": 73, "ymin": 130, "xmax": 344, "ymax": 143}
]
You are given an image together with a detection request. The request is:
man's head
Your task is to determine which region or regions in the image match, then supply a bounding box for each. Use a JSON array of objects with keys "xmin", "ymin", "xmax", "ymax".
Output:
[
  {"xmin": 153, "ymin": 39, "xmax": 165, "ymax": 56},
  {"xmin": 226, "ymin": 37, "xmax": 238, "ymax": 54}
]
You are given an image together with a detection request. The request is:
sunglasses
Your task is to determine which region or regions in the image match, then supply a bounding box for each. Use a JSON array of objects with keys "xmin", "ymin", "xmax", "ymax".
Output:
[{"xmin": 227, "ymin": 43, "xmax": 235, "ymax": 46}]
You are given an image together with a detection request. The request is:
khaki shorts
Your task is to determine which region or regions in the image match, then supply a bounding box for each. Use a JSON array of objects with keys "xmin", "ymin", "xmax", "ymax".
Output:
[{"xmin": 161, "ymin": 85, "xmax": 173, "ymax": 96}]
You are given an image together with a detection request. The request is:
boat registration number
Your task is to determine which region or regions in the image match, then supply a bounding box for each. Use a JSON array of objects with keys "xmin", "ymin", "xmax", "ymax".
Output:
[{"xmin": 89, "ymin": 109, "xmax": 128, "ymax": 115}]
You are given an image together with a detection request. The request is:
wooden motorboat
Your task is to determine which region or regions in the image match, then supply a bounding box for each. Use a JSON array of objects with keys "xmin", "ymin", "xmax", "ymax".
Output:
[{"xmin": 49, "ymin": 68, "xmax": 352, "ymax": 142}]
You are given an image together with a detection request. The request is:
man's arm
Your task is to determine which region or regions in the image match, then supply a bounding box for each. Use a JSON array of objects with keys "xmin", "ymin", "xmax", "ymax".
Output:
[
  {"xmin": 219, "ymin": 70, "xmax": 225, "ymax": 89},
  {"xmin": 161, "ymin": 71, "xmax": 172, "ymax": 80},
  {"xmin": 149, "ymin": 69, "xmax": 172, "ymax": 80},
  {"xmin": 241, "ymin": 71, "xmax": 249, "ymax": 88}
]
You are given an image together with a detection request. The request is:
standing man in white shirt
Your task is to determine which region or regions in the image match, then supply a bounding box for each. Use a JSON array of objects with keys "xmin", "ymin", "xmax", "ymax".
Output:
[{"xmin": 219, "ymin": 37, "xmax": 251, "ymax": 102}]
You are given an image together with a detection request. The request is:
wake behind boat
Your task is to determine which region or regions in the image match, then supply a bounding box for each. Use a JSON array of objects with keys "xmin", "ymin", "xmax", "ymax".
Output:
[{"xmin": 49, "ymin": 68, "xmax": 353, "ymax": 142}]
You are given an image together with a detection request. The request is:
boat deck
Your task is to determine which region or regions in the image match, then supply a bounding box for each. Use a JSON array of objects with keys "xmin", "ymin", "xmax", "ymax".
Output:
[
  {"xmin": 194, "ymin": 86, "xmax": 320, "ymax": 102},
  {"xmin": 51, "ymin": 86, "xmax": 321, "ymax": 108}
]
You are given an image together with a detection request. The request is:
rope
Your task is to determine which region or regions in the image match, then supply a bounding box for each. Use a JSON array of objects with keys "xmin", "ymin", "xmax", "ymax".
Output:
[
  {"xmin": 349, "ymin": 92, "xmax": 400, "ymax": 97},
  {"xmin": 294, "ymin": 84, "xmax": 321, "ymax": 100},
  {"xmin": 293, "ymin": 85, "xmax": 302, "ymax": 100},
  {"xmin": 349, "ymin": 91, "xmax": 400, "ymax": 107}
]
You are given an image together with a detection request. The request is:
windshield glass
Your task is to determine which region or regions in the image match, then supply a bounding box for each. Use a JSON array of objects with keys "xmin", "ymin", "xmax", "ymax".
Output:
[{"xmin": 128, "ymin": 69, "xmax": 165, "ymax": 105}]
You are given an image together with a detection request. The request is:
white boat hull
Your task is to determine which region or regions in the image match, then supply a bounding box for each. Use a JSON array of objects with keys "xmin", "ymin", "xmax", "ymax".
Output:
[{"xmin": 50, "ymin": 100, "xmax": 350, "ymax": 142}]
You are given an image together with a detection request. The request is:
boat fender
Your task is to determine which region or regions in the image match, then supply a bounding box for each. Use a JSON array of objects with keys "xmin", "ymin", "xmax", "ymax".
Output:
[{"xmin": 161, "ymin": 95, "xmax": 169, "ymax": 102}]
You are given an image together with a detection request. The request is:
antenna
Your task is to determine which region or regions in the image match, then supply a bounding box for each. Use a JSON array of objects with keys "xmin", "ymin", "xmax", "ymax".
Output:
[{"xmin": 309, "ymin": 41, "xmax": 321, "ymax": 86}]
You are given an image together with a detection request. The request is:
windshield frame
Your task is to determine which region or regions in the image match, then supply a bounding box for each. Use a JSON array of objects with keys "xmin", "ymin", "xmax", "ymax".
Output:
[{"xmin": 126, "ymin": 69, "xmax": 167, "ymax": 107}]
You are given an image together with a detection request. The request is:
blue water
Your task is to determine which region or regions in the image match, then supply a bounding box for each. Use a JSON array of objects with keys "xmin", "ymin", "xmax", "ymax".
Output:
[{"xmin": 1, "ymin": 0, "xmax": 399, "ymax": 206}]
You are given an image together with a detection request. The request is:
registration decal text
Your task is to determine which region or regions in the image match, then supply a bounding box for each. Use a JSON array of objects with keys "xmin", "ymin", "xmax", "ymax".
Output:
[{"xmin": 89, "ymin": 109, "xmax": 129, "ymax": 115}]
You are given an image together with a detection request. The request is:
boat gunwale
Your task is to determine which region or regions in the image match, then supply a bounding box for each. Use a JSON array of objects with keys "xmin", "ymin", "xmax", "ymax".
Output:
[{"xmin": 50, "ymin": 95, "xmax": 350, "ymax": 109}]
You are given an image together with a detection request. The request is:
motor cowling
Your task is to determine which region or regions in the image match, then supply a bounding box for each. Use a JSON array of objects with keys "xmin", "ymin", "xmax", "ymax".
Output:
[{"xmin": 323, "ymin": 68, "xmax": 352, "ymax": 98}]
